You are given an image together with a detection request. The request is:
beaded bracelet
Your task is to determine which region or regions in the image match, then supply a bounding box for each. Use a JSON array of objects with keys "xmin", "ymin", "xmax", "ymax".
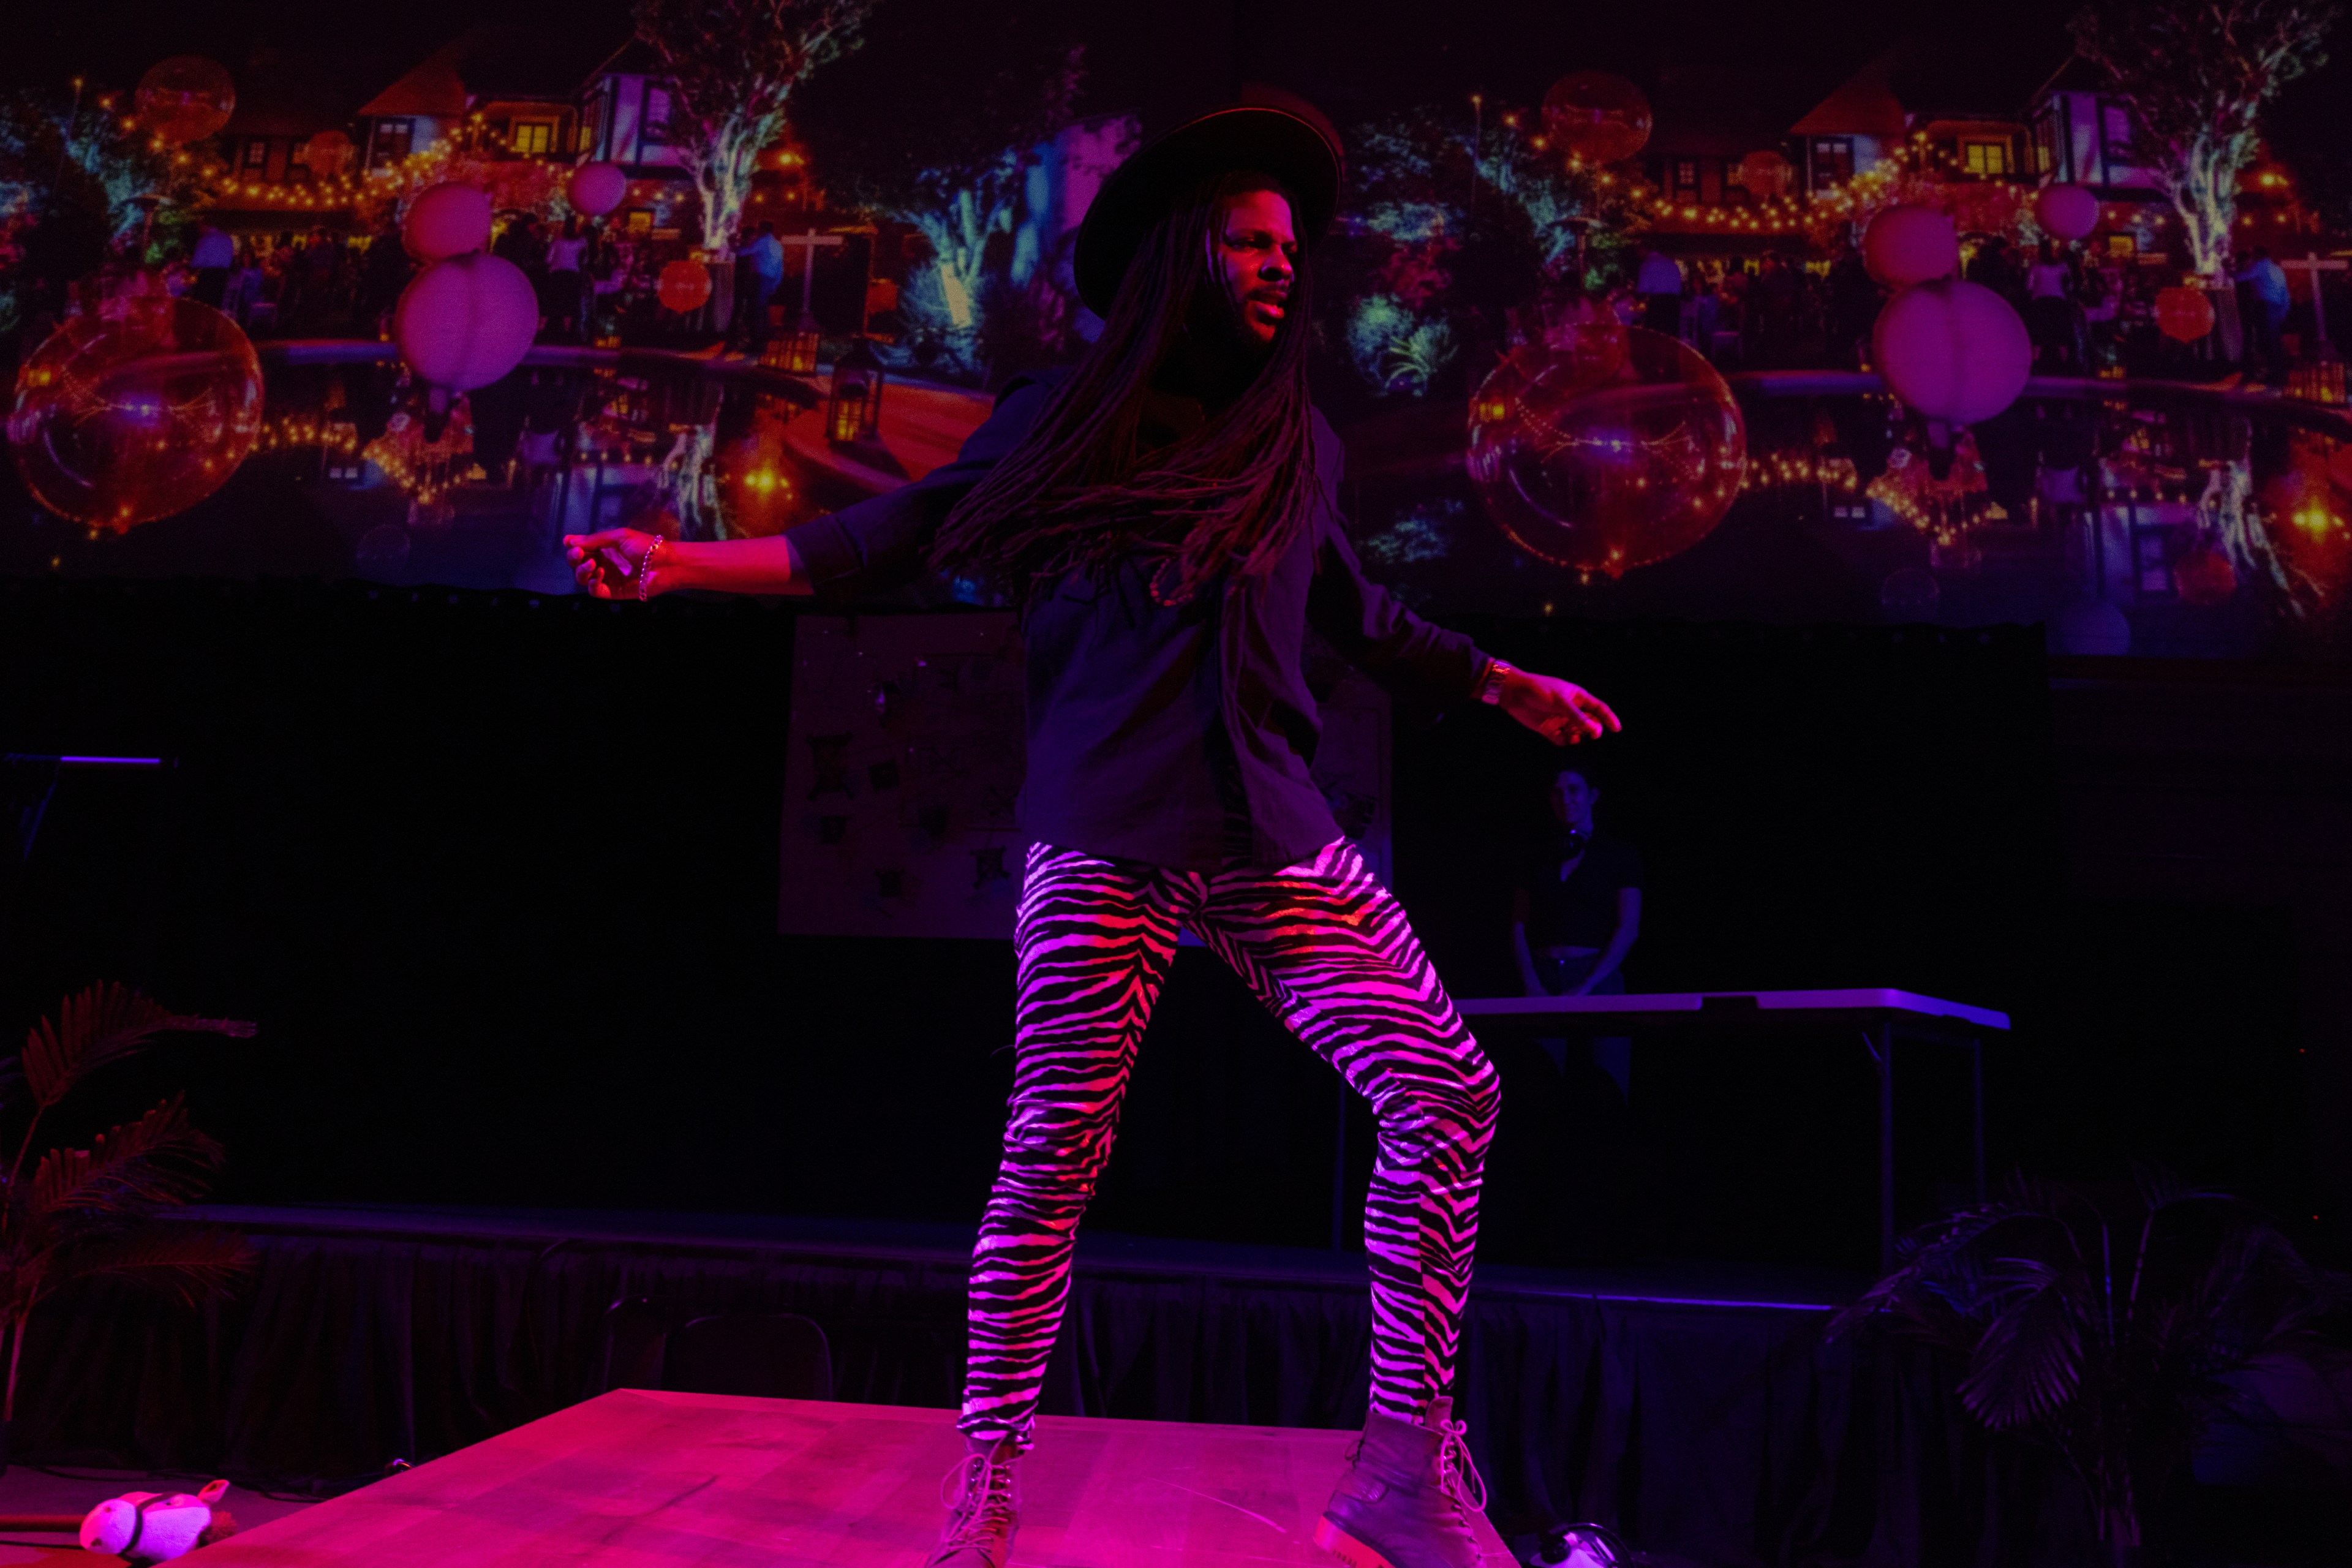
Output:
[{"xmin": 638, "ymin": 535, "xmax": 665, "ymax": 602}]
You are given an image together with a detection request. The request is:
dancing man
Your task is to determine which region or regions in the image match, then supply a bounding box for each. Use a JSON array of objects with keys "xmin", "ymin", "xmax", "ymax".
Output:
[{"xmin": 565, "ymin": 96, "xmax": 1619, "ymax": 1568}]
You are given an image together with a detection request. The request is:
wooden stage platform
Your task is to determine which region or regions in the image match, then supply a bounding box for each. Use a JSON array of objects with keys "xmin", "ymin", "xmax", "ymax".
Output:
[{"xmin": 190, "ymin": 1390, "xmax": 1510, "ymax": 1567}]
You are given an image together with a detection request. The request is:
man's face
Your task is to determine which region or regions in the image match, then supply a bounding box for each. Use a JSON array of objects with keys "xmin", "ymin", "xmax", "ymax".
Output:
[
  {"xmin": 1549, "ymin": 772, "xmax": 1599, "ymax": 827},
  {"xmin": 1212, "ymin": 187, "xmax": 1297, "ymax": 349}
]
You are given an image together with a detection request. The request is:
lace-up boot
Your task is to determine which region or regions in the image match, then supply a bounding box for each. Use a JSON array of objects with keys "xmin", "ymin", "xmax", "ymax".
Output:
[
  {"xmin": 1313, "ymin": 1397, "xmax": 1504, "ymax": 1568},
  {"xmin": 920, "ymin": 1433, "xmax": 1020, "ymax": 1568}
]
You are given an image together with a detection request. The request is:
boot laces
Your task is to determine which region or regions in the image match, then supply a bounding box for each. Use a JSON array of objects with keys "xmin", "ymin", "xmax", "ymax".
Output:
[
  {"xmin": 937, "ymin": 1452, "xmax": 1019, "ymax": 1552},
  {"xmin": 1433, "ymin": 1414, "xmax": 1488, "ymax": 1522}
]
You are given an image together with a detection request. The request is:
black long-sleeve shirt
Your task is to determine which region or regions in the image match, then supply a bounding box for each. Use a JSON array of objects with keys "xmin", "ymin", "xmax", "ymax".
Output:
[{"xmin": 788, "ymin": 372, "xmax": 1491, "ymax": 870}]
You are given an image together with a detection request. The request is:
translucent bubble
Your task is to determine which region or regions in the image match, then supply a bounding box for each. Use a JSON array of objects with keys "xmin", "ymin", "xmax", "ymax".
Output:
[
  {"xmin": 7, "ymin": 296, "xmax": 263, "ymax": 531},
  {"xmin": 1540, "ymin": 72, "xmax": 1653, "ymax": 165},
  {"xmin": 1467, "ymin": 325, "xmax": 1746, "ymax": 578},
  {"xmin": 135, "ymin": 56, "xmax": 235, "ymax": 145},
  {"xmin": 1880, "ymin": 567, "xmax": 1940, "ymax": 616}
]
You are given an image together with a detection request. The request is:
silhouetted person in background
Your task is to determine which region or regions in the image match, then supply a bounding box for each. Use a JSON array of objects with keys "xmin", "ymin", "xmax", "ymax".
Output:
[
  {"xmin": 1636, "ymin": 246, "xmax": 1683, "ymax": 339},
  {"xmin": 731, "ymin": 221, "xmax": 785, "ymax": 354},
  {"xmin": 2236, "ymin": 246, "xmax": 2291, "ymax": 390},
  {"xmin": 543, "ymin": 216, "xmax": 589, "ymax": 341},
  {"xmin": 1827, "ymin": 240, "xmax": 1880, "ymax": 369},
  {"xmin": 1513, "ymin": 763, "xmax": 1642, "ymax": 1097},
  {"xmin": 1752, "ymin": 251, "xmax": 1800, "ymax": 367},
  {"xmin": 355, "ymin": 222, "xmax": 412, "ymax": 337},
  {"xmin": 1967, "ymin": 236, "xmax": 2026, "ymax": 314},
  {"xmin": 2026, "ymin": 239, "xmax": 2082, "ymax": 371},
  {"xmin": 189, "ymin": 221, "xmax": 234, "ymax": 309}
]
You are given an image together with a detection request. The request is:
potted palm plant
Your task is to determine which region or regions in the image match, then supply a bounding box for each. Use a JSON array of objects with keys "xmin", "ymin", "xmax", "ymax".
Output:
[
  {"xmin": 1831, "ymin": 1172, "xmax": 2342, "ymax": 1566},
  {"xmin": 0, "ymin": 983, "xmax": 257, "ymax": 1471}
]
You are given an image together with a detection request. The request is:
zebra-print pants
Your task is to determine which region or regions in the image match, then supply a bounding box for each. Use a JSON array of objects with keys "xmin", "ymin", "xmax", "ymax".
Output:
[{"xmin": 958, "ymin": 837, "xmax": 1501, "ymax": 1450}]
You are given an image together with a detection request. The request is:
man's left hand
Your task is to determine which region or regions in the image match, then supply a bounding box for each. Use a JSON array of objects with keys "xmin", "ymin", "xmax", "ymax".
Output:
[{"xmin": 1498, "ymin": 668, "xmax": 1621, "ymax": 746}]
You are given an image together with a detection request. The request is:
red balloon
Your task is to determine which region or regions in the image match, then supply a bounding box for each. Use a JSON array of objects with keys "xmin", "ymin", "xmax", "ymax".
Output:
[
  {"xmin": 1863, "ymin": 205, "xmax": 1958, "ymax": 289},
  {"xmin": 306, "ymin": 130, "xmax": 352, "ymax": 177},
  {"xmin": 134, "ymin": 56, "xmax": 235, "ymax": 145},
  {"xmin": 2155, "ymin": 286, "xmax": 2217, "ymax": 343},
  {"xmin": 403, "ymin": 184, "xmax": 494, "ymax": 263},
  {"xmin": 1872, "ymin": 279, "xmax": 2032, "ymax": 426},
  {"xmin": 6, "ymin": 296, "xmax": 262, "ymax": 530},
  {"xmin": 1468, "ymin": 326, "xmax": 1746, "ymax": 578},
  {"xmin": 394, "ymin": 254, "xmax": 540, "ymax": 391},
  {"xmin": 2034, "ymin": 184, "xmax": 2100, "ymax": 243},
  {"xmin": 1540, "ymin": 72, "xmax": 1653, "ymax": 165},
  {"xmin": 1740, "ymin": 151, "xmax": 1794, "ymax": 200},
  {"xmin": 658, "ymin": 259, "xmax": 714, "ymax": 314},
  {"xmin": 567, "ymin": 162, "xmax": 628, "ymax": 219},
  {"xmin": 2174, "ymin": 547, "xmax": 2237, "ymax": 605}
]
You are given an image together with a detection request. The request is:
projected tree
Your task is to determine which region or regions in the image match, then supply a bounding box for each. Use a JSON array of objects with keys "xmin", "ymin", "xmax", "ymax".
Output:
[
  {"xmin": 632, "ymin": 0, "xmax": 873, "ymax": 253},
  {"xmin": 2070, "ymin": 0, "xmax": 2335, "ymax": 276},
  {"xmin": 793, "ymin": 0, "xmax": 1087, "ymax": 369},
  {"xmin": 0, "ymin": 85, "xmax": 221, "ymax": 337},
  {"xmin": 1343, "ymin": 102, "xmax": 1648, "ymax": 396}
]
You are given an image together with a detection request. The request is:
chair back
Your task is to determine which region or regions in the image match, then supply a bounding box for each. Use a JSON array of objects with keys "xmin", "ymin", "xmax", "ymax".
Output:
[
  {"xmin": 665, "ymin": 1312, "xmax": 834, "ymax": 1401},
  {"xmin": 600, "ymin": 1295, "xmax": 669, "ymax": 1392}
]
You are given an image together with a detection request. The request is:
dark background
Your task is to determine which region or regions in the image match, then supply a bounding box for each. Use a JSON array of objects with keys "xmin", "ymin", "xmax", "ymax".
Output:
[
  {"xmin": 0, "ymin": 578, "xmax": 2314, "ymax": 1273},
  {"xmin": 2, "ymin": 0, "xmax": 2045, "ymax": 112}
]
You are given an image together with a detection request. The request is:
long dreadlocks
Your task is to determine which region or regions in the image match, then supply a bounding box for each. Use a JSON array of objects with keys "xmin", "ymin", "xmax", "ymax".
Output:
[{"xmin": 928, "ymin": 172, "xmax": 1323, "ymax": 607}]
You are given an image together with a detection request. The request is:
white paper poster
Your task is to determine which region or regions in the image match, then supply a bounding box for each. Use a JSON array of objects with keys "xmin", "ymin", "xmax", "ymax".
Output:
[
  {"xmin": 780, "ymin": 614, "xmax": 1029, "ymax": 940},
  {"xmin": 779, "ymin": 612, "xmax": 1391, "ymax": 940}
]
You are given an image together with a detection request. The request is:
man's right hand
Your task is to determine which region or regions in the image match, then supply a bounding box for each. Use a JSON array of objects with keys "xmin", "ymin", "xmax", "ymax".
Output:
[{"xmin": 565, "ymin": 527, "xmax": 663, "ymax": 599}]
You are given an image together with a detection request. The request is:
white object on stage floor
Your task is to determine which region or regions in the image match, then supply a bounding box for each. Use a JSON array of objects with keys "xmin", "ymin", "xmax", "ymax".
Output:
[{"xmin": 79, "ymin": 1478, "xmax": 232, "ymax": 1562}]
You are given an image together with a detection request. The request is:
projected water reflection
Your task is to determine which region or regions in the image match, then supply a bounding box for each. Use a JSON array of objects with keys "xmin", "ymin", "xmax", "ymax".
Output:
[{"xmin": 4, "ymin": 349, "xmax": 2349, "ymax": 661}]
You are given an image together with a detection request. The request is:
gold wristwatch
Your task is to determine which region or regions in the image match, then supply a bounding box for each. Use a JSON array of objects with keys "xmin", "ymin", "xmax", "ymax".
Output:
[{"xmin": 1477, "ymin": 658, "xmax": 1513, "ymax": 705}]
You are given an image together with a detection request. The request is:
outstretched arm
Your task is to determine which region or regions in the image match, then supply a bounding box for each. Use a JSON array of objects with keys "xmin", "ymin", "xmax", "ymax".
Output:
[
  {"xmin": 1491, "ymin": 661, "xmax": 1622, "ymax": 747},
  {"xmin": 1305, "ymin": 513, "xmax": 1619, "ymax": 745},
  {"xmin": 1305, "ymin": 411, "xmax": 1619, "ymax": 744},
  {"xmin": 565, "ymin": 529, "xmax": 811, "ymax": 598},
  {"xmin": 564, "ymin": 373, "xmax": 1058, "ymax": 601}
]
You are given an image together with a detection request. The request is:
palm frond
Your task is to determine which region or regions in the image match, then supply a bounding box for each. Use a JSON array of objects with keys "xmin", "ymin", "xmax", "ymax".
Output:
[
  {"xmin": 2179, "ymin": 1219, "xmax": 2340, "ymax": 1366},
  {"xmin": 1841, "ymin": 1166, "xmax": 2345, "ymax": 1555},
  {"xmin": 28, "ymin": 1096, "xmax": 223, "ymax": 1219},
  {"xmin": 2133, "ymin": 1163, "xmax": 2229, "ymax": 1214},
  {"xmin": 21, "ymin": 984, "xmax": 255, "ymax": 1110},
  {"xmin": 1959, "ymin": 1256, "xmax": 2086, "ymax": 1428},
  {"xmin": 55, "ymin": 1223, "xmax": 252, "ymax": 1305},
  {"xmin": 1829, "ymin": 1202, "xmax": 2062, "ymax": 1339}
]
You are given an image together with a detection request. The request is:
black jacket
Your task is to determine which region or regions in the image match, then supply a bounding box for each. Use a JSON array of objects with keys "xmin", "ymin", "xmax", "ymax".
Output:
[{"xmin": 789, "ymin": 372, "xmax": 1491, "ymax": 870}]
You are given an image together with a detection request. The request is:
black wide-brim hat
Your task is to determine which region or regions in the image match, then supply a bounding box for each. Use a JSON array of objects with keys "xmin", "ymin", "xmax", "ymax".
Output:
[{"xmin": 1072, "ymin": 88, "xmax": 1343, "ymax": 317}]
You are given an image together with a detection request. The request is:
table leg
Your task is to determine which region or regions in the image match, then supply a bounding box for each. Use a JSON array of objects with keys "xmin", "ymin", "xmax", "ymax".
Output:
[
  {"xmin": 1972, "ymin": 1035, "xmax": 1986, "ymax": 1203},
  {"xmin": 1869, "ymin": 1021, "xmax": 1894, "ymax": 1274}
]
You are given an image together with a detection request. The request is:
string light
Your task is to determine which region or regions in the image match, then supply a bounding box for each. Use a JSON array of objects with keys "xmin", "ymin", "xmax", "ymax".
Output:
[
  {"xmin": 251, "ymin": 415, "xmax": 362, "ymax": 456},
  {"xmin": 198, "ymin": 113, "xmax": 562, "ymax": 214},
  {"xmin": 1737, "ymin": 453, "xmax": 1861, "ymax": 495}
]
